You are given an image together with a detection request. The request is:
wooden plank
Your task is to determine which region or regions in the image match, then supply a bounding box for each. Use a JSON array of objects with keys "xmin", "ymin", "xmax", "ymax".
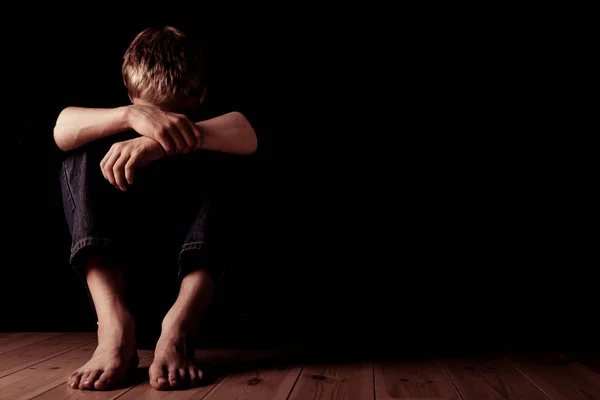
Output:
[
  {"xmin": 117, "ymin": 376, "xmax": 224, "ymax": 400},
  {"xmin": 0, "ymin": 333, "xmax": 95, "ymax": 378},
  {"xmin": 571, "ymin": 352, "xmax": 600, "ymax": 375},
  {"xmin": 288, "ymin": 362, "xmax": 373, "ymax": 400},
  {"xmin": 32, "ymin": 348, "xmax": 297, "ymax": 399},
  {"xmin": 374, "ymin": 359, "xmax": 462, "ymax": 399},
  {"xmin": 442, "ymin": 358, "xmax": 549, "ymax": 400},
  {"xmin": 194, "ymin": 348, "xmax": 300, "ymax": 367},
  {"xmin": 29, "ymin": 350, "xmax": 155, "ymax": 399},
  {"xmin": 34, "ymin": 385, "xmax": 131, "ymax": 400},
  {"xmin": 0, "ymin": 341, "xmax": 98, "ymax": 400},
  {"xmin": 508, "ymin": 353, "xmax": 600, "ymax": 400},
  {"xmin": 100, "ymin": 349, "xmax": 241, "ymax": 399},
  {"xmin": 117, "ymin": 348, "xmax": 301, "ymax": 399},
  {"xmin": 0, "ymin": 333, "xmax": 63, "ymax": 355},
  {"xmin": 204, "ymin": 364, "xmax": 302, "ymax": 400}
]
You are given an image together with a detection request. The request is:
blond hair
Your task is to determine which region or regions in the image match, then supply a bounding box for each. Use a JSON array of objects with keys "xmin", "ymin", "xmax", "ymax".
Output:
[{"xmin": 122, "ymin": 26, "xmax": 205, "ymax": 109}]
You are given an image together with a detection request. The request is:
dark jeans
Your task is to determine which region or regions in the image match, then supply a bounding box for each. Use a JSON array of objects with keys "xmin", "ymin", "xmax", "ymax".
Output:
[{"xmin": 59, "ymin": 132, "xmax": 222, "ymax": 284}]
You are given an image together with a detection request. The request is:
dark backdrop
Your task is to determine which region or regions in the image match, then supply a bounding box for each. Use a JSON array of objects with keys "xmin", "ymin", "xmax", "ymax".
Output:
[{"xmin": 2, "ymin": 10, "xmax": 595, "ymax": 353}]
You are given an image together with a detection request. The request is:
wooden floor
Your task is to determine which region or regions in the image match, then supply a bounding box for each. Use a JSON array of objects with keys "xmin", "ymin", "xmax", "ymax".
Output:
[{"xmin": 1, "ymin": 333, "xmax": 600, "ymax": 399}]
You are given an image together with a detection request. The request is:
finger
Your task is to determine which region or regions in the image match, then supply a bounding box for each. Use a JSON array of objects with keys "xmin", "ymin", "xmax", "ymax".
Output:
[
  {"xmin": 103, "ymin": 150, "xmax": 121, "ymax": 187},
  {"xmin": 168, "ymin": 122, "xmax": 187, "ymax": 154},
  {"xmin": 125, "ymin": 156, "xmax": 136, "ymax": 185},
  {"xmin": 178, "ymin": 118, "xmax": 197, "ymax": 153},
  {"xmin": 189, "ymin": 123, "xmax": 204, "ymax": 150},
  {"xmin": 112, "ymin": 154, "xmax": 129, "ymax": 191},
  {"xmin": 100, "ymin": 148, "xmax": 112, "ymax": 181},
  {"xmin": 157, "ymin": 130, "xmax": 176, "ymax": 155}
]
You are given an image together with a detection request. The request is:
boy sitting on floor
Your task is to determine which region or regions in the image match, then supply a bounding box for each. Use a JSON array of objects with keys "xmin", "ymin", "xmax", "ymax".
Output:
[{"xmin": 54, "ymin": 25, "xmax": 257, "ymax": 391}]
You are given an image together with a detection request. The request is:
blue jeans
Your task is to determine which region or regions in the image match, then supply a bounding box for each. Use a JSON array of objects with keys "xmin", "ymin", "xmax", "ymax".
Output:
[{"xmin": 59, "ymin": 132, "xmax": 222, "ymax": 283}]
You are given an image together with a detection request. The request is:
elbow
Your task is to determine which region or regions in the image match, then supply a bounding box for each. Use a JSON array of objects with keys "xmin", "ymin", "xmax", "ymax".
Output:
[
  {"xmin": 53, "ymin": 108, "xmax": 76, "ymax": 152},
  {"xmin": 53, "ymin": 125, "xmax": 70, "ymax": 152},
  {"xmin": 242, "ymin": 131, "xmax": 258, "ymax": 155},
  {"xmin": 53, "ymin": 124, "xmax": 76, "ymax": 152}
]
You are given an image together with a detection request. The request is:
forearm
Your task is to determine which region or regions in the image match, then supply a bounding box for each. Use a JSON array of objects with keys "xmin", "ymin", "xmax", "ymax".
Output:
[
  {"xmin": 53, "ymin": 106, "xmax": 131, "ymax": 151},
  {"xmin": 197, "ymin": 111, "xmax": 257, "ymax": 155}
]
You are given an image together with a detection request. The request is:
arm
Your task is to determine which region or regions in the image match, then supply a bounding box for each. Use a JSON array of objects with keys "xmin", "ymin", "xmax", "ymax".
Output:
[
  {"xmin": 53, "ymin": 107, "xmax": 130, "ymax": 152},
  {"xmin": 99, "ymin": 112, "xmax": 257, "ymax": 191},
  {"xmin": 197, "ymin": 111, "xmax": 257, "ymax": 155},
  {"xmin": 54, "ymin": 105, "xmax": 197, "ymax": 154},
  {"xmin": 54, "ymin": 106, "xmax": 257, "ymax": 155}
]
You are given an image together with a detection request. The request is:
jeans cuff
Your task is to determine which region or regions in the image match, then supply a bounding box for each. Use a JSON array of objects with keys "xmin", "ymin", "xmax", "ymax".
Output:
[
  {"xmin": 70, "ymin": 236, "xmax": 114, "ymax": 266},
  {"xmin": 177, "ymin": 241, "xmax": 225, "ymax": 283}
]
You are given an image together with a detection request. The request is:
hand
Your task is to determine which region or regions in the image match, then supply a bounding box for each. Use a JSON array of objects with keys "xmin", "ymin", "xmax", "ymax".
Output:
[
  {"xmin": 100, "ymin": 136, "xmax": 166, "ymax": 191},
  {"xmin": 126, "ymin": 105, "xmax": 203, "ymax": 155}
]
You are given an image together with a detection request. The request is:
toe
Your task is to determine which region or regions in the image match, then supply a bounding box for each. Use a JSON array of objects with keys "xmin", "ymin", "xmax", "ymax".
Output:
[
  {"xmin": 94, "ymin": 368, "xmax": 117, "ymax": 390},
  {"xmin": 88, "ymin": 370, "xmax": 102, "ymax": 388},
  {"xmin": 156, "ymin": 376, "xmax": 170, "ymax": 390},
  {"xmin": 69, "ymin": 372, "xmax": 82, "ymax": 389},
  {"xmin": 168, "ymin": 369, "xmax": 180, "ymax": 389},
  {"xmin": 82, "ymin": 370, "xmax": 101, "ymax": 389},
  {"xmin": 94, "ymin": 378, "xmax": 111, "ymax": 391},
  {"xmin": 196, "ymin": 367, "xmax": 204, "ymax": 382},
  {"xmin": 178, "ymin": 368, "xmax": 188, "ymax": 386},
  {"xmin": 189, "ymin": 367, "xmax": 200, "ymax": 386},
  {"xmin": 149, "ymin": 364, "xmax": 170, "ymax": 390},
  {"xmin": 79, "ymin": 371, "xmax": 92, "ymax": 389}
]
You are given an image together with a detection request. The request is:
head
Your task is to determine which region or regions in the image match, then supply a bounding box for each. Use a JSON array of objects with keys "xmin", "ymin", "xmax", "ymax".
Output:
[{"xmin": 122, "ymin": 26, "xmax": 206, "ymax": 113}]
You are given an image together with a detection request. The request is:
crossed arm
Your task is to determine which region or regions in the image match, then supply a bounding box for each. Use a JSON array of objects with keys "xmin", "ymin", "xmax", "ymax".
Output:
[{"xmin": 54, "ymin": 105, "xmax": 257, "ymax": 190}]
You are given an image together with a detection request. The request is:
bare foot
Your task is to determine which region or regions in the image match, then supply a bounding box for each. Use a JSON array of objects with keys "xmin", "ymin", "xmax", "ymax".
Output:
[
  {"xmin": 149, "ymin": 321, "xmax": 204, "ymax": 390},
  {"xmin": 149, "ymin": 269, "xmax": 213, "ymax": 390},
  {"xmin": 67, "ymin": 315, "xmax": 137, "ymax": 390}
]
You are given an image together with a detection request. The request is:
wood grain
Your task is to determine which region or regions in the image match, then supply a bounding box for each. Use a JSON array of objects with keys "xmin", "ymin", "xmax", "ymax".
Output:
[
  {"xmin": 508, "ymin": 353, "xmax": 600, "ymax": 400},
  {"xmin": 194, "ymin": 348, "xmax": 299, "ymax": 367},
  {"xmin": 203, "ymin": 365, "xmax": 301, "ymax": 400},
  {"xmin": 117, "ymin": 377, "xmax": 224, "ymax": 400},
  {"xmin": 374, "ymin": 359, "xmax": 462, "ymax": 399},
  {"xmin": 0, "ymin": 333, "xmax": 95, "ymax": 378},
  {"xmin": 34, "ymin": 385, "xmax": 131, "ymax": 400},
  {"xmin": 288, "ymin": 362, "xmax": 373, "ymax": 400},
  {"xmin": 0, "ymin": 341, "xmax": 97, "ymax": 400},
  {"xmin": 30, "ymin": 350, "xmax": 155, "ymax": 399},
  {"xmin": 442, "ymin": 358, "xmax": 549, "ymax": 400},
  {"xmin": 0, "ymin": 333, "xmax": 63, "ymax": 355}
]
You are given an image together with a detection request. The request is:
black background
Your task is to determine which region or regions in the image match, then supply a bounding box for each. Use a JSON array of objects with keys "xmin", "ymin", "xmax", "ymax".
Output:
[{"xmin": 2, "ymin": 9, "xmax": 595, "ymax": 354}]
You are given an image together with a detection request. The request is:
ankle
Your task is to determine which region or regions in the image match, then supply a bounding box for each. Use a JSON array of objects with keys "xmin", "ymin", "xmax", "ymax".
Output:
[
  {"xmin": 162, "ymin": 312, "xmax": 196, "ymax": 338},
  {"xmin": 98, "ymin": 307, "xmax": 134, "ymax": 329}
]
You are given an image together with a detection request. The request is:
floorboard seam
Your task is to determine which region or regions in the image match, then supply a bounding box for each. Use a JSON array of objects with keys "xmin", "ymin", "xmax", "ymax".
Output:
[
  {"xmin": 284, "ymin": 364, "xmax": 304, "ymax": 400},
  {"xmin": 504, "ymin": 356, "xmax": 553, "ymax": 400},
  {"xmin": 0, "ymin": 333, "xmax": 65, "ymax": 356},
  {"xmin": 0, "ymin": 339, "xmax": 96, "ymax": 380},
  {"xmin": 438, "ymin": 359, "xmax": 466, "ymax": 400},
  {"xmin": 371, "ymin": 362, "xmax": 376, "ymax": 400},
  {"xmin": 7, "ymin": 340, "xmax": 98, "ymax": 399}
]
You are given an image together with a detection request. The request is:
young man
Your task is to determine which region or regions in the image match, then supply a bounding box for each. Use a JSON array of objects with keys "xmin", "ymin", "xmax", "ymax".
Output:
[{"xmin": 55, "ymin": 26, "xmax": 257, "ymax": 391}]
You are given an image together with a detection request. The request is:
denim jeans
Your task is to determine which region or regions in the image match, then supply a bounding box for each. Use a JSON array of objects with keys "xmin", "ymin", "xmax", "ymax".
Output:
[{"xmin": 59, "ymin": 132, "xmax": 223, "ymax": 284}]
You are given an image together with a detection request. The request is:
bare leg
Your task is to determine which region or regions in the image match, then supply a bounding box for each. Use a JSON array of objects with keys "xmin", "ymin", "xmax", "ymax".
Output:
[
  {"xmin": 149, "ymin": 268, "xmax": 214, "ymax": 390},
  {"xmin": 67, "ymin": 254, "xmax": 137, "ymax": 390}
]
